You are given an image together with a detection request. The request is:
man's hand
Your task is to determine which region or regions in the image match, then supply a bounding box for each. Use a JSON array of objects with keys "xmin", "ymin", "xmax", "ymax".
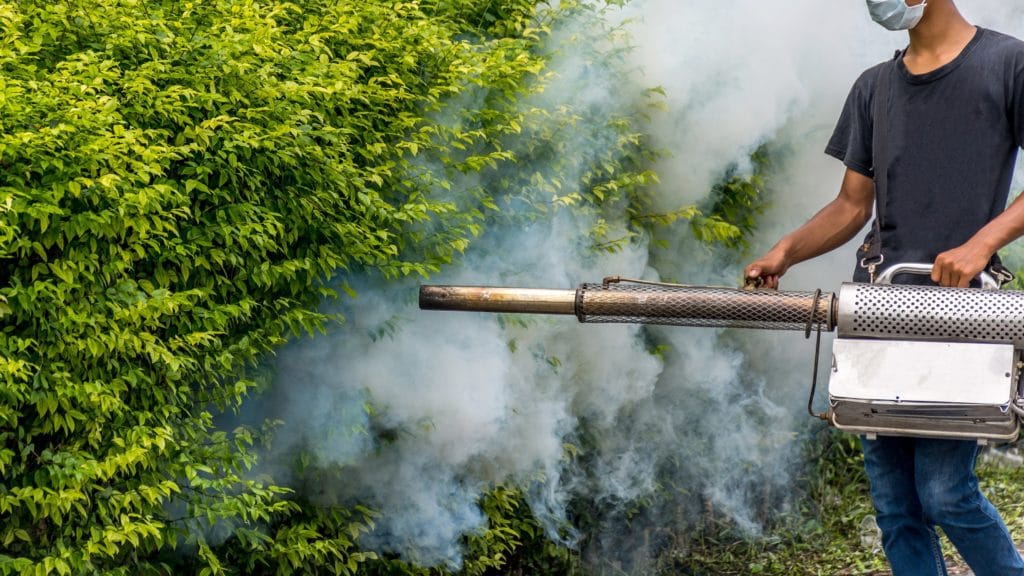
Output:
[
  {"xmin": 744, "ymin": 251, "xmax": 790, "ymax": 290},
  {"xmin": 931, "ymin": 241, "xmax": 993, "ymax": 287}
]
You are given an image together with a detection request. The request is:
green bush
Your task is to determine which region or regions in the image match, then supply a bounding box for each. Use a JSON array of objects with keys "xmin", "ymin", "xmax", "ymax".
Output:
[{"xmin": 0, "ymin": 1, "xmax": 558, "ymax": 573}]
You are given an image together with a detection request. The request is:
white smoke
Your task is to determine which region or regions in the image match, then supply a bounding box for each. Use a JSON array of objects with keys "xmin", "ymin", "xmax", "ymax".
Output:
[
  {"xmin": 267, "ymin": 211, "xmax": 662, "ymax": 567},
  {"xmin": 260, "ymin": 0, "xmax": 1024, "ymax": 570}
]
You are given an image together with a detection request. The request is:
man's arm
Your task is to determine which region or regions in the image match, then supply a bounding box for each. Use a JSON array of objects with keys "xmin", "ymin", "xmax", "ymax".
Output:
[
  {"xmin": 932, "ymin": 191, "xmax": 1024, "ymax": 287},
  {"xmin": 744, "ymin": 168, "xmax": 874, "ymax": 289}
]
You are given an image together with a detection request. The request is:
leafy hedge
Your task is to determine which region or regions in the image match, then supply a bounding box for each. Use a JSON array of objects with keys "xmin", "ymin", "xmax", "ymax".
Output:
[{"xmin": 0, "ymin": 1, "xmax": 564, "ymax": 573}]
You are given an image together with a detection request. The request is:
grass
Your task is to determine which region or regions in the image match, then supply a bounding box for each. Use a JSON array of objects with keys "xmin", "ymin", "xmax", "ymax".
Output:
[{"xmin": 667, "ymin": 432, "xmax": 1024, "ymax": 575}]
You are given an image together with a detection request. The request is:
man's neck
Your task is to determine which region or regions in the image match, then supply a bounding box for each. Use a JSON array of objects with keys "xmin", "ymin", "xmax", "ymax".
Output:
[{"xmin": 903, "ymin": 1, "xmax": 975, "ymax": 73}]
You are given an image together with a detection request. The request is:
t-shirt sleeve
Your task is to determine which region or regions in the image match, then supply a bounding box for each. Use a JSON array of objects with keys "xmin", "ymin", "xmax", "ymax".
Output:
[{"xmin": 824, "ymin": 68, "xmax": 876, "ymax": 178}]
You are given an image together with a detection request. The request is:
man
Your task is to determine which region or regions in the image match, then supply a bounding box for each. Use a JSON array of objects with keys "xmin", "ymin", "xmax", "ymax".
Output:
[{"xmin": 744, "ymin": 1, "xmax": 1024, "ymax": 574}]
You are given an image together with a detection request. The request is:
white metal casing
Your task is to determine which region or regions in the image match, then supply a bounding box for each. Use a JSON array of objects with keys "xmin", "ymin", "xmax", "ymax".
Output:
[
  {"xmin": 827, "ymin": 339, "xmax": 1020, "ymax": 442},
  {"xmin": 830, "ymin": 339, "xmax": 1014, "ymax": 404}
]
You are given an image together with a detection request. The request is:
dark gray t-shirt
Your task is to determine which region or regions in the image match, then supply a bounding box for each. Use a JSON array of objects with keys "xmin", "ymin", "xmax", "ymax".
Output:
[{"xmin": 826, "ymin": 27, "xmax": 1024, "ymax": 283}]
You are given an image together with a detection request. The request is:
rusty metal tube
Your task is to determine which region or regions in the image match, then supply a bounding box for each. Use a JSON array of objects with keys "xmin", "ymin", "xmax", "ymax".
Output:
[
  {"xmin": 420, "ymin": 281, "xmax": 837, "ymax": 332},
  {"xmin": 419, "ymin": 286, "xmax": 577, "ymax": 315}
]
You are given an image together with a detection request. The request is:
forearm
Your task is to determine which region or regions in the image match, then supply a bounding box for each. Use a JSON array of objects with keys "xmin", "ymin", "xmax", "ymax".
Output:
[
  {"xmin": 767, "ymin": 194, "xmax": 873, "ymax": 269},
  {"xmin": 746, "ymin": 168, "xmax": 874, "ymax": 288},
  {"xmin": 932, "ymin": 190, "xmax": 1024, "ymax": 287},
  {"xmin": 964, "ymin": 191, "xmax": 1024, "ymax": 255}
]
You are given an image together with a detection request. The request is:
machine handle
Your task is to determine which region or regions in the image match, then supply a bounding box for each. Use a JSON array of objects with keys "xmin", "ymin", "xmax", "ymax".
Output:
[{"xmin": 874, "ymin": 262, "xmax": 1000, "ymax": 290}]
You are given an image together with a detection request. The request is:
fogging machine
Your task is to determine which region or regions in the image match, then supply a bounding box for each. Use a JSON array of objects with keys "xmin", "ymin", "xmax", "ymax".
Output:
[{"xmin": 419, "ymin": 263, "xmax": 1024, "ymax": 444}]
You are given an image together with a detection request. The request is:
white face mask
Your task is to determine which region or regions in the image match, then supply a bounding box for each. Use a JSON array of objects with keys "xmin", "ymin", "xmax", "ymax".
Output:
[{"xmin": 866, "ymin": 0, "xmax": 927, "ymax": 31}]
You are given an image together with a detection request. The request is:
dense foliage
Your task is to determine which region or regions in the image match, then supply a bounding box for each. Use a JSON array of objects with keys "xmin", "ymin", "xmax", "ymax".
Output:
[
  {"xmin": 0, "ymin": 0, "xmax": 717, "ymax": 572},
  {"xmin": 0, "ymin": 0, "xmax": 572, "ymax": 573}
]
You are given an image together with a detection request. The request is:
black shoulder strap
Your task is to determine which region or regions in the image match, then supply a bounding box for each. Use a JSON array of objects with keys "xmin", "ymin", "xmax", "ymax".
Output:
[
  {"xmin": 873, "ymin": 56, "xmax": 896, "ymax": 228},
  {"xmin": 863, "ymin": 55, "xmax": 897, "ymax": 277}
]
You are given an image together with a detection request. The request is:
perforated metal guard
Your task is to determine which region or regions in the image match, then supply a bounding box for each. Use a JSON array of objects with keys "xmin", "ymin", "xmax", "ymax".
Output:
[
  {"xmin": 837, "ymin": 283, "xmax": 1024, "ymax": 345},
  {"xmin": 576, "ymin": 282, "xmax": 835, "ymax": 331}
]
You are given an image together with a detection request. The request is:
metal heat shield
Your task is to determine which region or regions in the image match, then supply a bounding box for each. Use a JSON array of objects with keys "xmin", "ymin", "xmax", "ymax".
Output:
[
  {"xmin": 829, "ymin": 339, "xmax": 1015, "ymax": 405},
  {"xmin": 827, "ymin": 339, "xmax": 1020, "ymax": 442}
]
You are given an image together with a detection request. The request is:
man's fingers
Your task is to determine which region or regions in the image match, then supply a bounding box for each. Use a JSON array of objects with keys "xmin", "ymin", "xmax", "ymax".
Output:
[
  {"xmin": 936, "ymin": 267, "xmax": 973, "ymax": 288},
  {"xmin": 933, "ymin": 258, "xmax": 957, "ymax": 287},
  {"xmin": 743, "ymin": 267, "xmax": 781, "ymax": 290},
  {"xmin": 744, "ymin": 259, "xmax": 784, "ymax": 289},
  {"xmin": 754, "ymin": 275, "xmax": 779, "ymax": 290},
  {"xmin": 934, "ymin": 259, "xmax": 976, "ymax": 287}
]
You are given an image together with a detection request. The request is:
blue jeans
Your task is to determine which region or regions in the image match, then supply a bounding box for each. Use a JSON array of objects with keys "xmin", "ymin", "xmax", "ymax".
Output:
[{"xmin": 861, "ymin": 436, "xmax": 1024, "ymax": 576}]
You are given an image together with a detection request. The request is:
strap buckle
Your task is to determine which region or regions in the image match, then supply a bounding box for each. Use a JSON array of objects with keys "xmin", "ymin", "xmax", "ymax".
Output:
[
  {"xmin": 860, "ymin": 254, "xmax": 885, "ymax": 284},
  {"xmin": 988, "ymin": 263, "xmax": 1015, "ymax": 287}
]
